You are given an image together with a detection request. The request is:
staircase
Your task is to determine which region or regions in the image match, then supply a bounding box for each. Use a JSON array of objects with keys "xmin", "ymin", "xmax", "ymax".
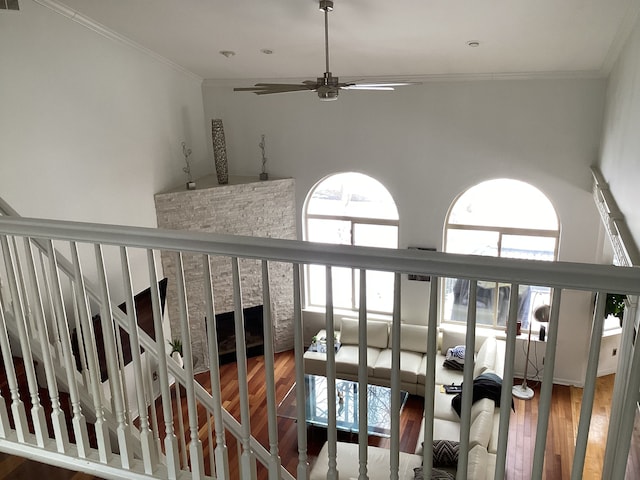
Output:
[{"xmin": 1, "ymin": 197, "xmax": 640, "ymax": 479}]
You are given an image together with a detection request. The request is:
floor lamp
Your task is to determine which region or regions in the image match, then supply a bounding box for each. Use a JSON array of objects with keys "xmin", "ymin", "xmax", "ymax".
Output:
[{"xmin": 512, "ymin": 304, "xmax": 550, "ymax": 400}]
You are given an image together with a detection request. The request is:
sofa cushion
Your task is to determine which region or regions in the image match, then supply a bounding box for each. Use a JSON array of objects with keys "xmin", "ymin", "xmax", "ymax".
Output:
[
  {"xmin": 335, "ymin": 345, "xmax": 381, "ymax": 376},
  {"xmin": 373, "ymin": 349, "xmax": 423, "ymax": 383},
  {"xmin": 469, "ymin": 410, "xmax": 493, "ymax": 448},
  {"xmin": 340, "ymin": 318, "xmax": 389, "ymax": 349},
  {"xmin": 467, "ymin": 445, "xmax": 489, "ymax": 480},
  {"xmin": 473, "ymin": 337, "xmax": 497, "ymax": 378},
  {"xmin": 432, "ymin": 418, "xmax": 460, "ymax": 442},
  {"xmin": 310, "ymin": 441, "xmax": 422, "ymax": 480},
  {"xmin": 390, "ymin": 323, "xmax": 429, "ymax": 353}
]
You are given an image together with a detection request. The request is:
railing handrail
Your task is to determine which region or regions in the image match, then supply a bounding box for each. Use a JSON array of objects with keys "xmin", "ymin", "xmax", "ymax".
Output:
[{"xmin": 1, "ymin": 215, "xmax": 640, "ymax": 295}]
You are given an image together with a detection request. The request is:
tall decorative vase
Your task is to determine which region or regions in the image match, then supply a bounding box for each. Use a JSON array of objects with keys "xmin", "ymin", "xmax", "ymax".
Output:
[{"xmin": 211, "ymin": 119, "xmax": 229, "ymax": 184}]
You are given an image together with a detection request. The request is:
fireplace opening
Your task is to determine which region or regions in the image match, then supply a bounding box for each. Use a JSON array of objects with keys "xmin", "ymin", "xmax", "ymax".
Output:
[{"xmin": 213, "ymin": 305, "xmax": 265, "ymax": 365}]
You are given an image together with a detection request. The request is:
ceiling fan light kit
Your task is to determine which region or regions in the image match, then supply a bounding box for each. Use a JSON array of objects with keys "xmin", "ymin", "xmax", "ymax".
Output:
[{"xmin": 234, "ymin": 0, "xmax": 417, "ymax": 101}]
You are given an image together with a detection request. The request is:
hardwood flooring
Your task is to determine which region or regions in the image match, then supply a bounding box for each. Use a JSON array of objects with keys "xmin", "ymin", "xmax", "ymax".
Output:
[{"xmin": 1, "ymin": 350, "xmax": 640, "ymax": 479}]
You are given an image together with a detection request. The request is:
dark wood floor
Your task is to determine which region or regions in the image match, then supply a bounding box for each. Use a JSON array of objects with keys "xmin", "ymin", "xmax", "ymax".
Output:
[{"xmin": 1, "ymin": 350, "xmax": 639, "ymax": 479}]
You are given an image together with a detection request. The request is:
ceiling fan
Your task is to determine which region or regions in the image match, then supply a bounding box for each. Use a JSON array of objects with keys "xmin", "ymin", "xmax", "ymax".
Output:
[{"xmin": 234, "ymin": 0, "xmax": 416, "ymax": 101}]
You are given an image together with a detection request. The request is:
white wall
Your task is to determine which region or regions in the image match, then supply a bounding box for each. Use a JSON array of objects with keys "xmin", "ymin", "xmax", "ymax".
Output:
[
  {"xmin": 0, "ymin": 1, "xmax": 209, "ymax": 299},
  {"xmin": 203, "ymin": 77, "xmax": 606, "ymax": 385},
  {"xmin": 599, "ymin": 15, "xmax": 640, "ymax": 248}
]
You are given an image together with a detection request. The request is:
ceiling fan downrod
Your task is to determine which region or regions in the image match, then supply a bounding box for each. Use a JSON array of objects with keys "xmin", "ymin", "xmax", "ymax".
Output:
[{"xmin": 318, "ymin": 0, "xmax": 338, "ymax": 101}]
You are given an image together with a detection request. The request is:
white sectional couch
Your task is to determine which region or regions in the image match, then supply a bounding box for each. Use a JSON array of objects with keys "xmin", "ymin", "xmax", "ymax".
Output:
[{"xmin": 305, "ymin": 321, "xmax": 507, "ymax": 480}]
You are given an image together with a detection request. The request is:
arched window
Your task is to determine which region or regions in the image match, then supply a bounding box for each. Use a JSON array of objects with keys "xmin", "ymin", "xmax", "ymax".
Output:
[
  {"xmin": 304, "ymin": 172, "xmax": 399, "ymax": 313},
  {"xmin": 443, "ymin": 179, "xmax": 560, "ymax": 330}
]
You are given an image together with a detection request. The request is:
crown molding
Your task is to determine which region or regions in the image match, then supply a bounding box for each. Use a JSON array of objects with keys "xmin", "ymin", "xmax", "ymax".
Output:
[
  {"xmin": 203, "ymin": 70, "xmax": 606, "ymax": 89},
  {"xmin": 600, "ymin": 2, "xmax": 640, "ymax": 76},
  {"xmin": 33, "ymin": 0, "xmax": 202, "ymax": 83}
]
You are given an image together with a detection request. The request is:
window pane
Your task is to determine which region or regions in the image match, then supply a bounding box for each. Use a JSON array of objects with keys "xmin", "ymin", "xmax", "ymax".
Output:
[
  {"xmin": 449, "ymin": 179, "xmax": 558, "ymax": 230},
  {"xmin": 446, "ymin": 229, "xmax": 499, "ymax": 256},
  {"xmin": 307, "ymin": 172, "xmax": 399, "ymax": 220},
  {"xmin": 353, "ymin": 223, "xmax": 398, "ymax": 248},
  {"xmin": 308, "ymin": 264, "xmax": 326, "ymax": 306},
  {"xmin": 445, "ymin": 278, "xmax": 499, "ymax": 326},
  {"xmin": 307, "ymin": 218, "xmax": 351, "ymax": 245},
  {"xmin": 501, "ymin": 235, "xmax": 555, "ymax": 261},
  {"xmin": 355, "ymin": 270, "xmax": 394, "ymax": 313},
  {"xmin": 307, "ymin": 265, "xmax": 353, "ymax": 309},
  {"xmin": 331, "ymin": 267, "xmax": 353, "ymax": 309}
]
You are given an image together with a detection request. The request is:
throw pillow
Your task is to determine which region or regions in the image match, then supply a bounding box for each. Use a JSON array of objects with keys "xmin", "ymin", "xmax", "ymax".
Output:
[
  {"xmin": 443, "ymin": 345, "xmax": 466, "ymax": 370},
  {"xmin": 413, "ymin": 466, "xmax": 455, "ymax": 480},
  {"xmin": 432, "ymin": 440, "xmax": 459, "ymax": 467}
]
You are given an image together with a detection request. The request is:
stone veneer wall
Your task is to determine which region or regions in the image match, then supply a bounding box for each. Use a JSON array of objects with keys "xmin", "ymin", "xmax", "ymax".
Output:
[{"xmin": 154, "ymin": 176, "xmax": 296, "ymax": 371}]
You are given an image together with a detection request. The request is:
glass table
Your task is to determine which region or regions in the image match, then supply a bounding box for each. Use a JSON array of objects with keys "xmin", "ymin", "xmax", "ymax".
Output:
[{"xmin": 277, "ymin": 374, "xmax": 409, "ymax": 438}]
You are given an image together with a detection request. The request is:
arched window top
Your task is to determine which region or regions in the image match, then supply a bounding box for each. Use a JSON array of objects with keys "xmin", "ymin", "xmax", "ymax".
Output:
[
  {"xmin": 307, "ymin": 172, "xmax": 399, "ymax": 221},
  {"xmin": 449, "ymin": 179, "xmax": 558, "ymax": 231}
]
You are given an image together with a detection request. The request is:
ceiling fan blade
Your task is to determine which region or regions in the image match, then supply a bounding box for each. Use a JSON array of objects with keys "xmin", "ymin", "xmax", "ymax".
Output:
[
  {"xmin": 254, "ymin": 88, "xmax": 314, "ymax": 95},
  {"xmin": 234, "ymin": 84, "xmax": 316, "ymax": 93},
  {"xmin": 352, "ymin": 82, "xmax": 419, "ymax": 87},
  {"xmin": 340, "ymin": 85, "xmax": 395, "ymax": 91}
]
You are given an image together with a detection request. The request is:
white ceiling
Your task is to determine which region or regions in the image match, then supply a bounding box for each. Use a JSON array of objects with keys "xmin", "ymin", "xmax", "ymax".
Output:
[{"xmin": 57, "ymin": 0, "xmax": 638, "ymax": 82}]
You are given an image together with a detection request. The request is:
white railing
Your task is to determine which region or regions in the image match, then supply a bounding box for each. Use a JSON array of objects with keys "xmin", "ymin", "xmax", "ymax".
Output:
[{"xmin": 0, "ymin": 214, "xmax": 639, "ymax": 479}]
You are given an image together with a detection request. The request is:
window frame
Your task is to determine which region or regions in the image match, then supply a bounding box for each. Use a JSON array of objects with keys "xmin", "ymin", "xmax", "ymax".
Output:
[
  {"xmin": 303, "ymin": 173, "xmax": 399, "ymax": 315},
  {"xmin": 442, "ymin": 186, "xmax": 560, "ymax": 331}
]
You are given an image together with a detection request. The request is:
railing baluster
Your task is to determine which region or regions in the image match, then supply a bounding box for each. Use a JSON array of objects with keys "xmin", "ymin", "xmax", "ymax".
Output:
[
  {"xmin": 144, "ymin": 352, "xmax": 162, "ymax": 459},
  {"xmin": 114, "ymin": 315, "xmax": 131, "ymax": 426},
  {"xmin": 610, "ymin": 303, "xmax": 640, "ymax": 479},
  {"xmin": 69, "ymin": 284, "xmax": 90, "ymax": 387},
  {"xmin": 325, "ymin": 265, "xmax": 338, "ymax": 480},
  {"xmin": 531, "ymin": 289, "xmax": 562, "ymax": 478},
  {"xmin": 23, "ymin": 237, "xmax": 69, "ymax": 452},
  {"xmin": 206, "ymin": 413, "xmax": 215, "ymax": 477},
  {"xmin": 571, "ymin": 291, "xmax": 607, "ymax": 480},
  {"xmin": 175, "ymin": 379, "xmax": 188, "ymax": 469},
  {"xmin": 457, "ymin": 279, "xmax": 477, "ymax": 480},
  {"xmin": 71, "ymin": 242, "xmax": 112, "ymax": 462},
  {"xmin": 293, "ymin": 263, "xmax": 309, "ymax": 480},
  {"xmin": 261, "ymin": 260, "xmax": 282, "ymax": 480},
  {"xmin": 390, "ymin": 272, "xmax": 401, "ymax": 480},
  {"xmin": 203, "ymin": 254, "xmax": 230, "ymax": 480},
  {"xmin": 231, "ymin": 257, "xmax": 256, "ymax": 480},
  {"xmin": 120, "ymin": 246, "xmax": 157, "ymax": 473},
  {"xmin": 603, "ymin": 296, "xmax": 638, "ymax": 478},
  {"xmin": 357, "ymin": 269, "xmax": 368, "ymax": 480},
  {"xmin": 0, "ymin": 294, "xmax": 28, "ymax": 440},
  {"xmin": 37, "ymin": 249, "xmax": 59, "ymax": 350},
  {"xmin": 45, "ymin": 239, "xmax": 90, "ymax": 457},
  {"xmin": 9, "ymin": 236, "xmax": 35, "ymax": 337},
  {"xmin": 147, "ymin": 249, "xmax": 180, "ymax": 479},
  {"xmin": 494, "ymin": 282, "xmax": 519, "ymax": 480},
  {"xmin": 1, "ymin": 235, "xmax": 47, "ymax": 445},
  {"xmin": 0, "ymin": 351, "xmax": 11, "ymax": 437},
  {"xmin": 175, "ymin": 251, "xmax": 205, "ymax": 478},
  {"xmin": 94, "ymin": 244, "xmax": 132, "ymax": 467},
  {"xmin": 422, "ymin": 276, "xmax": 440, "ymax": 478}
]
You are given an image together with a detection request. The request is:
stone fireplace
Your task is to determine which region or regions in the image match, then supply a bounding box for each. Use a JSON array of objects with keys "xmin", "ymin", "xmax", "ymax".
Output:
[{"xmin": 154, "ymin": 175, "xmax": 296, "ymax": 372}]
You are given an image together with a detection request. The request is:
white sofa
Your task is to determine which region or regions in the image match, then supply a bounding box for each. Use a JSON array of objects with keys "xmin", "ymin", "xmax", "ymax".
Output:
[
  {"xmin": 305, "ymin": 322, "xmax": 507, "ymax": 480},
  {"xmin": 304, "ymin": 318, "xmax": 431, "ymax": 395},
  {"xmin": 310, "ymin": 441, "xmax": 493, "ymax": 480}
]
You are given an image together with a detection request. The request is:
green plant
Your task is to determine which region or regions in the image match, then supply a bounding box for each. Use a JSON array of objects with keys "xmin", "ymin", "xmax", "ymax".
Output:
[
  {"xmin": 605, "ymin": 293, "xmax": 627, "ymax": 320},
  {"xmin": 168, "ymin": 338, "xmax": 183, "ymax": 356}
]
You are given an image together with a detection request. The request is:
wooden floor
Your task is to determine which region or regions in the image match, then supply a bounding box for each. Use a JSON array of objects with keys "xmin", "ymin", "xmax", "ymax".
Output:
[{"xmin": 1, "ymin": 350, "xmax": 640, "ymax": 479}]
